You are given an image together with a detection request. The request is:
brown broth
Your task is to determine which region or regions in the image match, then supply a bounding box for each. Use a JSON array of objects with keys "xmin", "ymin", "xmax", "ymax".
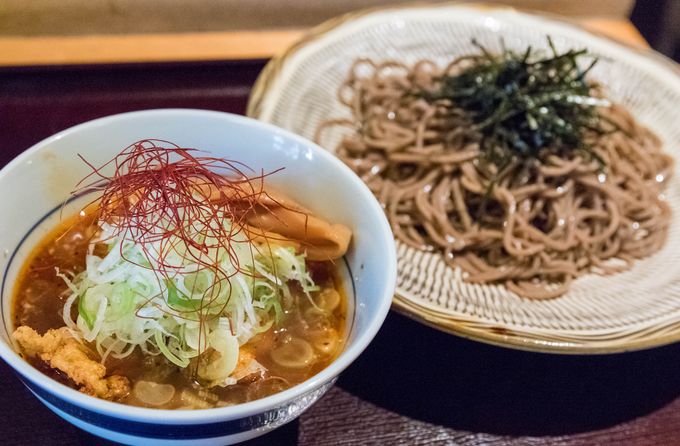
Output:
[{"xmin": 12, "ymin": 211, "xmax": 347, "ymax": 409}]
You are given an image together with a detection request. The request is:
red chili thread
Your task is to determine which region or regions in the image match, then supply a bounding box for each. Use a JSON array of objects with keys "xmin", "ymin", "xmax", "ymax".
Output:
[{"xmin": 72, "ymin": 139, "xmax": 304, "ymax": 365}]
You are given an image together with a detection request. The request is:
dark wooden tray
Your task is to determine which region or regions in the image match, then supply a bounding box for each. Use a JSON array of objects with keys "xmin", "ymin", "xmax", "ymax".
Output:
[{"xmin": 2, "ymin": 61, "xmax": 680, "ymax": 445}]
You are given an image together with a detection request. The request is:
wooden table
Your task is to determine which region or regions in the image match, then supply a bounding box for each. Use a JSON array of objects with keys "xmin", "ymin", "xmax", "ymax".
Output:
[
  {"xmin": 2, "ymin": 17, "xmax": 680, "ymax": 446},
  {"xmin": 0, "ymin": 17, "xmax": 647, "ymax": 66}
]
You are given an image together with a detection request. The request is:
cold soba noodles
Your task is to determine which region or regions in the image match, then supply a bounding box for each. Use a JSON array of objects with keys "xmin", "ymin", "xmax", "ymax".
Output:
[
  {"xmin": 317, "ymin": 40, "xmax": 673, "ymax": 299},
  {"xmin": 12, "ymin": 141, "xmax": 352, "ymax": 408}
]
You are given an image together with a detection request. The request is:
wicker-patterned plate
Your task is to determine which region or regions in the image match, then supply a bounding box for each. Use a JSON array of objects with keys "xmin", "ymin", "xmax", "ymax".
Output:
[{"xmin": 247, "ymin": 3, "xmax": 680, "ymax": 353}]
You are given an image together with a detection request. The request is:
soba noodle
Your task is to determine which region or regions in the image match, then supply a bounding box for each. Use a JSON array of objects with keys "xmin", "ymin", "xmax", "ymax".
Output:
[{"xmin": 316, "ymin": 58, "xmax": 673, "ymax": 299}]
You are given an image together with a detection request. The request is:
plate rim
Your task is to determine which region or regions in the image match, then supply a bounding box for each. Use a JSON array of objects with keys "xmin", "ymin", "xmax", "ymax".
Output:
[{"xmin": 246, "ymin": 1, "xmax": 680, "ymax": 354}]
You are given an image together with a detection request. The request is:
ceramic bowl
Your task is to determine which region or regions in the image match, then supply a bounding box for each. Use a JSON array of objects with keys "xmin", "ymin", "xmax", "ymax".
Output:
[{"xmin": 0, "ymin": 109, "xmax": 397, "ymax": 445}]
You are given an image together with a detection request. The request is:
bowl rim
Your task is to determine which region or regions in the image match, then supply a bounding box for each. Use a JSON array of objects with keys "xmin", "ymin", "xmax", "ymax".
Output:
[
  {"xmin": 246, "ymin": 1, "xmax": 680, "ymax": 354},
  {"xmin": 0, "ymin": 108, "xmax": 397, "ymax": 423}
]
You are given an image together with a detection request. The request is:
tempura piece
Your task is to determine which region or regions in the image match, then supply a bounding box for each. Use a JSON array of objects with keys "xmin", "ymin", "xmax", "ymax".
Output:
[{"xmin": 13, "ymin": 326, "xmax": 130, "ymax": 400}]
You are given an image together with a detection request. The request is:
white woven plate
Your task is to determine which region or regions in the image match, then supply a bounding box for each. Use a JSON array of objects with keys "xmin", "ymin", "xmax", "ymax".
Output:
[{"xmin": 248, "ymin": 3, "xmax": 680, "ymax": 353}]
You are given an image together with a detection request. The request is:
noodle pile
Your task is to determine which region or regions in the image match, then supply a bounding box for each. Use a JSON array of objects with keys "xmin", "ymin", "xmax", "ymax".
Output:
[{"xmin": 316, "ymin": 58, "xmax": 674, "ymax": 299}]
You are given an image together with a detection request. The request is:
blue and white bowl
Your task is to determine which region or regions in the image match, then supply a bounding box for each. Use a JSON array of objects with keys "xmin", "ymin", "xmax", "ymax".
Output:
[{"xmin": 0, "ymin": 110, "xmax": 397, "ymax": 445}]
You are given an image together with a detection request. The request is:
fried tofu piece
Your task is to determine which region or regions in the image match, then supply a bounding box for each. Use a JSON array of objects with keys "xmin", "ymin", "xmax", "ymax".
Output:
[{"xmin": 13, "ymin": 326, "xmax": 130, "ymax": 401}]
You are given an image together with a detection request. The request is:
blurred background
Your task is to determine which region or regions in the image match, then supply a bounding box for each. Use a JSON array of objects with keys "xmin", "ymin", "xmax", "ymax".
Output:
[
  {"xmin": 0, "ymin": 0, "xmax": 678, "ymax": 63},
  {"xmin": 0, "ymin": 0, "xmax": 639, "ymax": 33},
  {"xmin": 631, "ymin": 0, "xmax": 680, "ymax": 60}
]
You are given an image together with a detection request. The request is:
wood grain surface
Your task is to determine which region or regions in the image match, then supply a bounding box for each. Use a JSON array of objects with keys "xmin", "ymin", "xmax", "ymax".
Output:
[
  {"xmin": 0, "ymin": 17, "xmax": 646, "ymax": 67},
  {"xmin": 2, "ymin": 58, "xmax": 680, "ymax": 446},
  {"xmin": 0, "ymin": 0, "xmax": 635, "ymax": 36}
]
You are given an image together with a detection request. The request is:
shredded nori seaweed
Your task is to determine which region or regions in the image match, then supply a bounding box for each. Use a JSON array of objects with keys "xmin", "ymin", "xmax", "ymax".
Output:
[{"xmin": 424, "ymin": 38, "xmax": 611, "ymax": 167}]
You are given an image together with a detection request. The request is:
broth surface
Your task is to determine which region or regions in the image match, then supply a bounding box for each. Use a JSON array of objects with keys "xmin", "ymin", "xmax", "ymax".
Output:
[{"xmin": 13, "ymin": 211, "xmax": 347, "ymax": 409}]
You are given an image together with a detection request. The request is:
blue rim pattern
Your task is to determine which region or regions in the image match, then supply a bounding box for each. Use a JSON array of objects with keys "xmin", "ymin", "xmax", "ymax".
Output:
[{"xmin": 24, "ymin": 377, "xmax": 291, "ymax": 439}]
